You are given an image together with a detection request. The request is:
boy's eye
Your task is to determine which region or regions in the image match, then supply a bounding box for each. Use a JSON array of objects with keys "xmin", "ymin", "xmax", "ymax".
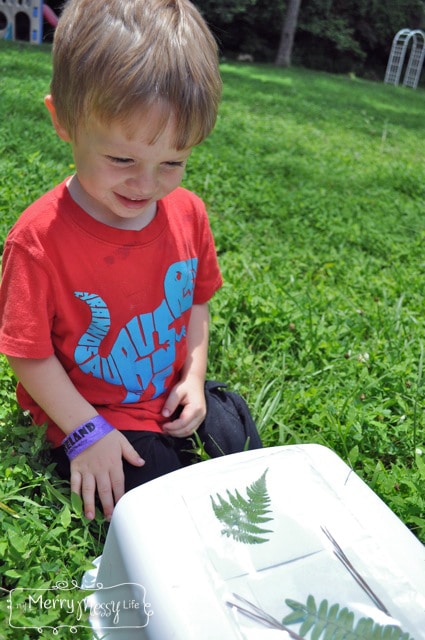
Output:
[
  {"xmin": 107, "ymin": 156, "xmax": 133, "ymax": 164},
  {"xmin": 164, "ymin": 161, "xmax": 185, "ymax": 168}
]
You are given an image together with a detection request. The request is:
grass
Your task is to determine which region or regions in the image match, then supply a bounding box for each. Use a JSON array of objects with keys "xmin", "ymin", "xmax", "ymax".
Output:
[{"xmin": 1, "ymin": 39, "xmax": 424, "ymax": 636}]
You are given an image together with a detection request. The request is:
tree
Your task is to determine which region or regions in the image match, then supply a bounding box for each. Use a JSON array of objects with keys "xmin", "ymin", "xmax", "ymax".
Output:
[{"xmin": 275, "ymin": 0, "xmax": 303, "ymax": 67}]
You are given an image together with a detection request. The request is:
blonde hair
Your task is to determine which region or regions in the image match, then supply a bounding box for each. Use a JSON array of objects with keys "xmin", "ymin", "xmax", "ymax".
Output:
[{"xmin": 50, "ymin": 0, "xmax": 222, "ymax": 148}]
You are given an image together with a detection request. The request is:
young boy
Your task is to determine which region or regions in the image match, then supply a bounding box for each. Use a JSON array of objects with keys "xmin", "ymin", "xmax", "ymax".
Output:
[{"xmin": 0, "ymin": 0, "xmax": 261, "ymax": 522}]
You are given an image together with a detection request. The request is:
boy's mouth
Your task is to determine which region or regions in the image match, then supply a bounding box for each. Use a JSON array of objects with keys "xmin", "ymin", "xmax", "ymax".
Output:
[{"xmin": 115, "ymin": 193, "xmax": 151, "ymax": 209}]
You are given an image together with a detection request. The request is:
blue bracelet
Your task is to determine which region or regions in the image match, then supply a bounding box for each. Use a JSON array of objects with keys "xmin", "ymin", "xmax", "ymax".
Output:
[{"xmin": 62, "ymin": 416, "xmax": 115, "ymax": 461}]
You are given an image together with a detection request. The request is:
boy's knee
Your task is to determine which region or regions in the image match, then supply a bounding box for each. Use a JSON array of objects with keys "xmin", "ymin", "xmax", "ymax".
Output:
[{"xmin": 197, "ymin": 381, "xmax": 263, "ymax": 457}]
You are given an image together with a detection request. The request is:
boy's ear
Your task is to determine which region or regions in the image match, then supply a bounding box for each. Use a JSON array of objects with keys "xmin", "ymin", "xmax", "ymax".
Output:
[{"xmin": 44, "ymin": 95, "xmax": 71, "ymax": 142}]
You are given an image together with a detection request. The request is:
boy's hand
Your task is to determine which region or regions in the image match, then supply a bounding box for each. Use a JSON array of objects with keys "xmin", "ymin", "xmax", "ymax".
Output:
[
  {"xmin": 161, "ymin": 376, "xmax": 206, "ymax": 438},
  {"xmin": 70, "ymin": 430, "xmax": 144, "ymax": 521}
]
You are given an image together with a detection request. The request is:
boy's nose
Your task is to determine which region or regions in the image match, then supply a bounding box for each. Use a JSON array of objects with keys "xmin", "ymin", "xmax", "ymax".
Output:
[{"xmin": 127, "ymin": 169, "xmax": 157, "ymax": 195}]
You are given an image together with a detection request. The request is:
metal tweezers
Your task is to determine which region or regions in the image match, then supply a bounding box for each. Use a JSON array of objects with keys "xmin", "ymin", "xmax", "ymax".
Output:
[
  {"xmin": 321, "ymin": 526, "xmax": 391, "ymax": 616},
  {"xmin": 225, "ymin": 527, "xmax": 391, "ymax": 637},
  {"xmin": 225, "ymin": 592, "xmax": 304, "ymax": 638}
]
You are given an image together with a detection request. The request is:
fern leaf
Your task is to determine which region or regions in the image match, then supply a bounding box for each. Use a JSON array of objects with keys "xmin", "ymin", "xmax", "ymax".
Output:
[
  {"xmin": 311, "ymin": 599, "xmax": 329, "ymax": 640},
  {"xmin": 322, "ymin": 603, "xmax": 344, "ymax": 640},
  {"xmin": 283, "ymin": 597, "xmax": 416, "ymax": 640},
  {"xmin": 210, "ymin": 469, "xmax": 273, "ymax": 544},
  {"xmin": 298, "ymin": 594, "xmax": 318, "ymax": 637}
]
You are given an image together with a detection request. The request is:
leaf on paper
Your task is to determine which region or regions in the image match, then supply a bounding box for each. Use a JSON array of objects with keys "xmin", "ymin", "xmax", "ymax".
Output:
[
  {"xmin": 210, "ymin": 468, "xmax": 273, "ymax": 544},
  {"xmin": 283, "ymin": 596, "xmax": 416, "ymax": 640}
]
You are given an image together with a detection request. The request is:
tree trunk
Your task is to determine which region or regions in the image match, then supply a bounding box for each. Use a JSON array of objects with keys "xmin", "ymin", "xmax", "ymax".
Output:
[{"xmin": 275, "ymin": 0, "xmax": 302, "ymax": 67}]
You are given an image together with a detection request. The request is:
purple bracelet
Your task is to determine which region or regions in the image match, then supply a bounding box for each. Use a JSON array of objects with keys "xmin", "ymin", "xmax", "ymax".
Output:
[{"xmin": 62, "ymin": 416, "xmax": 115, "ymax": 461}]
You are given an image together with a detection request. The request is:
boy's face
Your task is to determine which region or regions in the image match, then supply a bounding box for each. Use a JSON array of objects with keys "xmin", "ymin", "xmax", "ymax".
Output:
[{"xmin": 46, "ymin": 98, "xmax": 192, "ymax": 230}]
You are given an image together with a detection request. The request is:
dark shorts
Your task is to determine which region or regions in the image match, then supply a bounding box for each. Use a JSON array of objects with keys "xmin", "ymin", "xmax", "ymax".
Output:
[{"xmin": 50, "ymin": 381, "xmax": 262, "ymax": 492}]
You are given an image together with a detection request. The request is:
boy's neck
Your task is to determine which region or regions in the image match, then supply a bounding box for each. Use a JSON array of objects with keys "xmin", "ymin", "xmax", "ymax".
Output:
[{"xmin": 66, "ymin": 175, "xmax": 158, "ymax": 231}]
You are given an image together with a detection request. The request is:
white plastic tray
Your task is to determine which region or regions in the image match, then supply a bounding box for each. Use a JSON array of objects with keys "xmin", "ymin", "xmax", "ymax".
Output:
[{"xmin": 82, "ymin": 444, "xmax": 425, "ymax": 639}]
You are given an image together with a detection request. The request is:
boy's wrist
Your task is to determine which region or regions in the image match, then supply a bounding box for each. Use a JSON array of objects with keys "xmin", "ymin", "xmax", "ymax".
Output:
[
  {"xmin": 179, "ymin": 370, "xmax": 206, "ymax": 388},
  {"xmin": 62, "ymin": 416, "xmax": 115, "ymax": 460}
]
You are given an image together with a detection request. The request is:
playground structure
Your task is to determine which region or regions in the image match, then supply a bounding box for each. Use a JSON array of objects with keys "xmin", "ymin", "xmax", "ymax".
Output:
[
  {"xmin": 0, "ymin": 0, "xmax": 58, "ymax": 45},
  {"xmin": 384, "ymin": 28, "xmax": 425, "ymax": 89}
]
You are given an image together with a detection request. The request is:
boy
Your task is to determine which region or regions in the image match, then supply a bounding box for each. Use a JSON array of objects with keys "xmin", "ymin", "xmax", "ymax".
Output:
[{"xmin": 0, "ymin": 0, "xmax": 261, "ymax": 522}]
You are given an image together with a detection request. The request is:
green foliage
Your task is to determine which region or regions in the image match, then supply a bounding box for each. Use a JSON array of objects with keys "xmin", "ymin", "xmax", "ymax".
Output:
[
  {"xmin": 196, "ymin": 0, "xmax": 258, "ymax": 23},
  {"xmin": 283, "ymin": 596, "xmax": 415, "ymax": 639},
  {"xmin": 1, "ymin": 40, "xmax": 425, "ymax": 634},
  {"xmin": 210, "ymin": 470, "xmax": 273, "ymax": 543},
  {"xmin": 0, "ymin": 41, "xmax": 73, "ymax": 250},
  {"xmin": 365, "ymin": 450, "xmax": 425, "ymax": 541},
  {"xmin": 196, "ymin": 0, "xmax": 286, "ymax": 60},
  {"xmin": 190, "ymin": 62, "xmax": 425, "ymax": 544},
  {"xmin": 196, "ymin": 0, "xmax": 424, "ymax": 74},
  {"xmin": 297, "ymin": 0, "xmax": 424, "ymax": 74},
  {"xmin": 0, "ymin": 409, "xmax": 107, "ymax": 638}
]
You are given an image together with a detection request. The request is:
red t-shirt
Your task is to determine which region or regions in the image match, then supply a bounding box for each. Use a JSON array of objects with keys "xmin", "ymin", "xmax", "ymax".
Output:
[{"xmin": 0, "ymin": 181, "xmax": 222, "ymax": 447}]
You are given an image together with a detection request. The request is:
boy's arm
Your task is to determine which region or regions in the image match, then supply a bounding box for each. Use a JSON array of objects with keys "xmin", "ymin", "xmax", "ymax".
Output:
[
  {"xmin": 162, "ymin": 302, "xmax": 209, "ymax": 437},
  {"xmin": 6, "ymin": 355, "xmax": 144, "ymax": 521}
]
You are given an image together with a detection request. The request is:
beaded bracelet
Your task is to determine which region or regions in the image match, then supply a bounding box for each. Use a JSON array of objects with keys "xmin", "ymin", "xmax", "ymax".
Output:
[{"xmin": 62, "ymin": 415, "xmax": 115, "ymax": 461}]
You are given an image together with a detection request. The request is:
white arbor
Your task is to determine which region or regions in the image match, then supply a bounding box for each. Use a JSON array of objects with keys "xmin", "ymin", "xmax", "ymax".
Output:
[{"xmin": 385, "ymin": 29, "xmax": 425, "ymax": 89}]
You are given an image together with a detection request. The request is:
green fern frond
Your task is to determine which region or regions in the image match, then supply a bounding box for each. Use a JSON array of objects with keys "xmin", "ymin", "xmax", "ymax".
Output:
[
  {"xmin": 210, "ymin": 469, "xmax": 273, "ymax": 544},
  {"xmin": 283, "ymin": 596, "xmax": 415, "ymax": 640}
]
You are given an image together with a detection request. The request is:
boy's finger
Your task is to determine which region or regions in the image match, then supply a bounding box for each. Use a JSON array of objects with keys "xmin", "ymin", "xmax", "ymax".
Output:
[
  {"xmin": 94, "ymin": 474, "xmax": 115, "ymax": 522},
  {"xmin": 80, "ymin": 473, "xmax": 97, "ymax": 521},
  {"xmin": 162, "ymin": 405, "xmax": 189, "ymax": 432},
  {"xmin": 163, "ymin": 413, "xmax": 199, "ymax": 437},
  {"xmin": 109, "ymin": 469, "xmax": 126, "ymax": 506},
  {"xmin": 121, "ymin": 440, "xmax": 145, "ymax": 467},
  {"xmin": 161, "ymin": 387, "xmax": 182, "ymax": 418},
  {"xmin": 70, "ymin": 469, "xmax": 82, "ymax": 498}
]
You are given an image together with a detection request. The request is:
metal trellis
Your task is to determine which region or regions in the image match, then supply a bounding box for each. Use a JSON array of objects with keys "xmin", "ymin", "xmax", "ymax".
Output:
[{"xmin": 385, "ymin": 29, "xmax": 425, "ymax": 89}]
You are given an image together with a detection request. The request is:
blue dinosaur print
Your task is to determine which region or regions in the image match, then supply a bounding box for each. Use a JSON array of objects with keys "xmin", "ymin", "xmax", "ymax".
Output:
[{"xmin": 74, "ymin": 258, "xmax": 198, "ymax": 402}]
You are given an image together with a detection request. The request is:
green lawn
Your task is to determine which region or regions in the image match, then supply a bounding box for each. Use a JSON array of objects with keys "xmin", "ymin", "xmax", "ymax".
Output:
[{"xmin": 0, "ymin": 40, "xmax": 424, "ymax": 636}]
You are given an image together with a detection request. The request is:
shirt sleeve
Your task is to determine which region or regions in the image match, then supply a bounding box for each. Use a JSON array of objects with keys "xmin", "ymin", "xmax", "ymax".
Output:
[
  {"xmin": 0, "ymin": 240, "xmax": 55, "ymax": 358},
  {"xmin": 192, "ymin": 200, "xmax": 223, "ymax": 305}
]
